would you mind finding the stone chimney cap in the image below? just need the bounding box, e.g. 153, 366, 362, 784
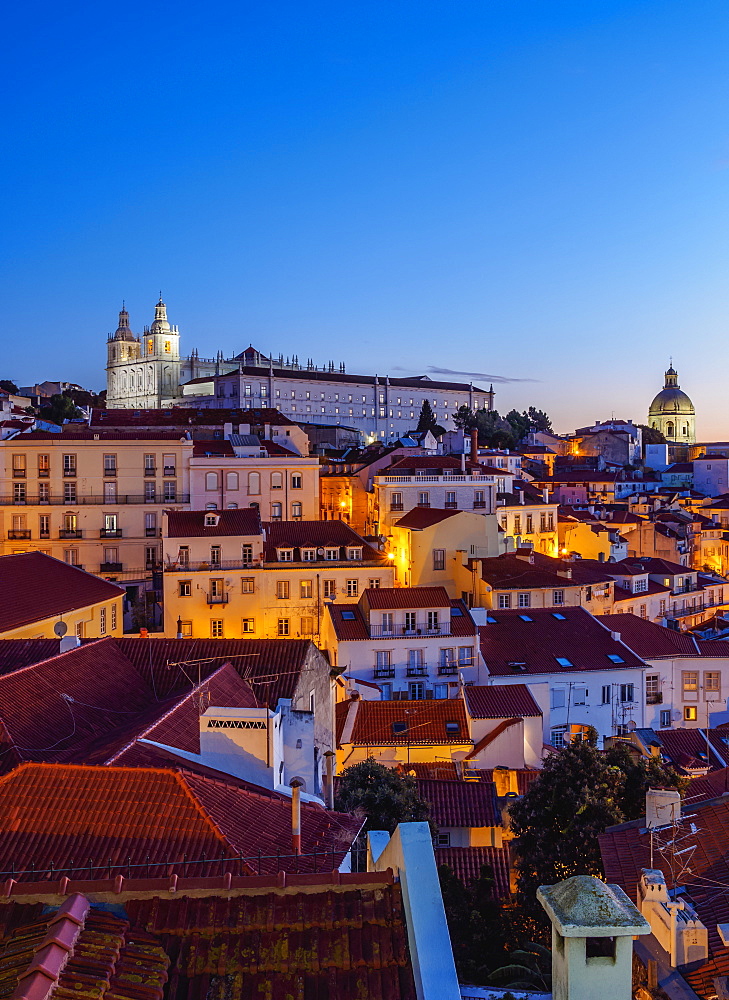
537, 875, 650, 937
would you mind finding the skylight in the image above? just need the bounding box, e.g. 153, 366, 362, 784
392, 721, 407, 735
606, 653, 625, 664
552, 613, 566, 620
445, 721, 461, 735
555, 656, 574, 668
519, 615, 533, 622
341, 610, 356, 620
451, 606, 463, 616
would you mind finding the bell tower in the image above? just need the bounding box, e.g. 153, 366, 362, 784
106, 303, 140, 407
140, 296, 182, 405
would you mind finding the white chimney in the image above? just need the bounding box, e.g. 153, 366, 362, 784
60, 635, 81, 654
646, 788, 681, 829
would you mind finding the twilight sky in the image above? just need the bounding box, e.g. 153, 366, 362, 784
2, 0, 729, 437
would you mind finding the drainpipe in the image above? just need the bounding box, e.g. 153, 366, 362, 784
290, 779, 303, 854
324, 750, 336, 810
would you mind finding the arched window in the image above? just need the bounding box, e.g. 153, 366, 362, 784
226, 472, 239, 490
206, 502, 218, 510
206, 471, 219, 491
271, 472, 283, 490
227, 502, 238, 509
666, 421, 675, 438
248, 472, 260, 495
291, 502, 302, 519
249, 501, 260, 510
271, 502, 283, 520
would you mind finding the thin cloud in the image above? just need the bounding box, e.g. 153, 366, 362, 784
391, 365, 539, 384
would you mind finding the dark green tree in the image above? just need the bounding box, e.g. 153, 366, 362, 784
439, 863, 509, 985
453, 405, 476, 431
509, 729, 625, 931
639, 424, 667, 446
39, 393, 82, 426
417, 399, 438, 433
505, 409, 531, 443
527, 406, 552, 433
334, 758, 432, 833
604, 742, 687, 819
0, 380, 19, 394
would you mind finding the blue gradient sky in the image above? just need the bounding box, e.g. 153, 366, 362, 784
2, 1, 729, 436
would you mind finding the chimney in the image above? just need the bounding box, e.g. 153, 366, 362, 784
324, 750, 336, 810
460, 450, 466, 473
176, 616, 183, 639
610, 631, 621, 642
519, 489, 525, 505
542, 488, 549, 504
290, 779, 303, 854
470, 427, 478, 465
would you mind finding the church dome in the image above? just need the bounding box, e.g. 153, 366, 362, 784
648, 366, 695, 416
112, 305, 136, 342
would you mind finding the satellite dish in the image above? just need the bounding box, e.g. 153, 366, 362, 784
672, 710, 682, 721
627, 720, 637, 731
54, 621, 68, 638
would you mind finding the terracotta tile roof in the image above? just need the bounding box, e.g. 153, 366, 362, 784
0, 553, 124, 635
191, 438, 236, 456
476, 552, 613, 589
329, 598, 476, 640
0, 638, 59, 676
0, 763, 361, 878
435, 845, 511, 898
111, 636, 317, 707
91, 406, 297, 427
261, 438, 299, 457
263, 520, 386, 562
0, 894, 169, 1000
463, 684, 542, 719
479, 607, 646, 676
336, 699, 471, 747
166, 507, 262, 537
415, 778, 499, 828
600, 614, 700, 657
363, 586, 452, 609
685, 766, 729, 805
0, 875, 415, 1000
401, 762, 540, 793
611, 579, 670, 601
697, 639, 729, 657
395, 507, 464, 529
599, 797, 729, 999
652, 728, 729, 771
20, 429, 190, 441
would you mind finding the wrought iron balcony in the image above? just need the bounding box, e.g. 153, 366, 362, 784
59, 529, 82, 539
406, 665, 428, 677
369, 623, 448, 638
444, 501, 458, 508
103, 468, 117, 477
0, 494, 190, 506
206, 592, 229, 605
374, 667, 395, 679
390, 503, 404, 511
144, 467, 156, 476
7, 529, 30, 539
12, 469, 25, 478
100, 528, 123, 538
438, 665, 458, 676
100, 562, 123, 572
646, 692, 663, 705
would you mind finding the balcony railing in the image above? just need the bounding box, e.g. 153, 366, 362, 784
444, 501, 458, 508
206, 592, 230, 605
438, 665, 458, 676
406, 665, 428, 677
472, 500, 487, 509
12, 469, 25, 478
163, 467, 176, 476
374, 667, 395, 678
100, 528, 122, 538
100, 562, 123, 572
7, 529, 30, 539
390, 503, 404, 511
416, 501, 431, 508
103, 468, 117, 477
37, 469, 49, 478
144, 467, 156, 476
0, 494, 190, 506
646, 692, 663, 705
145, 527, 159, 537
59, 529, 82, 538
369, 623, 449, 638
166, 558, 260, 572
63, 469, 77, 477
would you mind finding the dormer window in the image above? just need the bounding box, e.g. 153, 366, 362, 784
277, 548, 294, 562
634, 578, 648, 593
301, 548, 316, 562
346, 547, 363, 561
204, 514, 219, 527
324, 547, 339, 561
445, 721, 460, 735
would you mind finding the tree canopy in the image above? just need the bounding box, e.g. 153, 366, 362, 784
453, 405, 552, 449
509, 729, 685, 931
334, 758, 431, 834
38, 393, 83, 426
0, 380, 19, 394
416, 399, 445, 437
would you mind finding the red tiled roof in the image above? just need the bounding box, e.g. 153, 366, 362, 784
166, 507, 262, 537
463, 684, 542, 718
401, 762, 540, 793
192, 438, 236, 456
435, 845, 511, 898
0, 895, 169, 1000
112, 636, 317, 707
600, 614, 700, 657
329, 598, 476, 641
698, 639, 729, 657
685, 766, 729, 805
599, 797, 729, 999
0, 553, 123, 635
476, 552, 613, 589
395, 507, 464, 529
415, 778, 499, 827
19, 429, 191, 441
0, 876, 416, 1000
0, 763, 362, 878
336, 699, 471, 746
261, 438, 299, 457
363, 586, 452, 609
0, 638, 59, 676
383, 456, 488, 474
652, 728, 729, 771
91, 406, 297, 427
263, 520, 386, 563
479, 607, 646, 676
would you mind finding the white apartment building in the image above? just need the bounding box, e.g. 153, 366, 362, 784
322, 586, 484, 700
373, 456, 499, 533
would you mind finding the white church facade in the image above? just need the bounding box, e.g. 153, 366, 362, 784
105, 300, 495, 442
